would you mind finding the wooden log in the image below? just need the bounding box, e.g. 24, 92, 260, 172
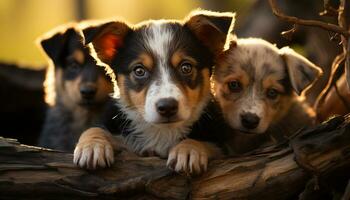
0, 115, 349, 199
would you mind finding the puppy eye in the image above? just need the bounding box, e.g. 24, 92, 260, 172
133, 64, 147, 78
228, 80, 242, 93
180, 62, 192, 75
266, 88, 279, 99
67, 61, 81, 72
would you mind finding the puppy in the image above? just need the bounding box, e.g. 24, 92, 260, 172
213, 38, 322, 153
73, 10, 235, 174
38, 25, 113, 151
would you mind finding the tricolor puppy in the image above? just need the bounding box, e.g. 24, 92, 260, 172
73, 11, 235, 174
213, 38, 322, 152
38, 25, 113, 151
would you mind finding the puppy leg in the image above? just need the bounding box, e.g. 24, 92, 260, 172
167, 139, 222, 175
73, 127, 117, 169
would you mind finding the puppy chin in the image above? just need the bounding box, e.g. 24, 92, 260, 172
144, 115, 184, 127
237, 128, 265, 134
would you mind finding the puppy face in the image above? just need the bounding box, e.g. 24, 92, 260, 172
82, 11, 234, 129
213, 38, 322, 134
113, 22, 212, 126
40, 27, 113, 109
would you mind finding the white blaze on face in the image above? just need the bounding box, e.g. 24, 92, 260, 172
143, 22, 189, 123
240, 88, 264, 118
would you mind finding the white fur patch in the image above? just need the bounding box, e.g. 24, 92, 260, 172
143, 22, 189, 123
144, 21, 173, 59
241, 89, 264, 118
144, 66, 189, 123
117, 93, 210, 158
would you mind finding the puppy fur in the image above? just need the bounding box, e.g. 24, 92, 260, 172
73, 10, 235, 174
213, 38, 322, 153
38, 25, 113, 151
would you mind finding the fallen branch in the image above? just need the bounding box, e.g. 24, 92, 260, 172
0, 115, 349, 199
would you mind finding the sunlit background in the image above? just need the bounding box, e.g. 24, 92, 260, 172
0, 0, 253, 66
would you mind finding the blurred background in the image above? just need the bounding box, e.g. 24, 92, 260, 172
0, 0, 253, 65
0, 0, 344, 145
0, 0, 339, 66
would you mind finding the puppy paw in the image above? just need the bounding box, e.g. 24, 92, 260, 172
73, 127, 114, 170
167, 139, 208, 176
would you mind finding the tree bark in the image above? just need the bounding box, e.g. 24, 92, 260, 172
0, 115, 349, 200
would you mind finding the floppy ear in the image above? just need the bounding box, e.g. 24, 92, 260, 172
82, 21, 132, 65
184, 10, 235, 55
39, 28, 75, 65
280, 47, 323, 95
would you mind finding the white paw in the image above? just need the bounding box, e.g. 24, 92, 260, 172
73, 127, 116, 169
167, 141, 208, 176
73, 138, 114, 170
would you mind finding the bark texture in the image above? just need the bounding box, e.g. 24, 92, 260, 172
0, 115, 349, 199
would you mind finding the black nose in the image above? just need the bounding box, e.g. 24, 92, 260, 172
80, 85, 97, 99
156, 98, 178, 118
241, 113, 260, 129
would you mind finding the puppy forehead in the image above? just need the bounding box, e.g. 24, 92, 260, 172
224, 41, 286, 80
144, 22, 174, 54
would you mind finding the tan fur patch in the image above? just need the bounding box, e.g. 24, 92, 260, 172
73, 50, 85, 64
171, 51, 197, 68
76, 127, 114, 148
62, 75, 82, 109
54, 68, 81, 109
262, 76, 285, 94
213, 65, 248, 102
95, 76, 113, 102
270, 94, 295, 123
117, 75, 146, 113
184, 69, 210, 115
129, 53, 154, 71
116, 75, 127, 102
129, 89, 147, 113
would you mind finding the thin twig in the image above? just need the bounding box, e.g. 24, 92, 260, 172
346, 39, 350, 88
268, 0, 350, 37
338, 0, 350, 89
342, 179, 350, 200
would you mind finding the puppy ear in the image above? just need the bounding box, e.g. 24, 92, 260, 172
185, 10, 235, 55
82, 21, 132, 65
39, 28, 76, 65
280, 47, 323, 95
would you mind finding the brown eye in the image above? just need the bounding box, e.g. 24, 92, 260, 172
228, 80, 242, 93
133, 64, 147, 78
180, 62, 192, 75
266, 88, 279, 99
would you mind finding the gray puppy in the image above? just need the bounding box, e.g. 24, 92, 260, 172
213, 37, 322, 153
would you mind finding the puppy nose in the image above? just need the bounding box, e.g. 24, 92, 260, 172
80, 85, 97, 99
156, 98, 178, 118
241, 113, 260, 129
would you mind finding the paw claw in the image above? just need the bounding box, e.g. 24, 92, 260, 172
168, 139, 209, 176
